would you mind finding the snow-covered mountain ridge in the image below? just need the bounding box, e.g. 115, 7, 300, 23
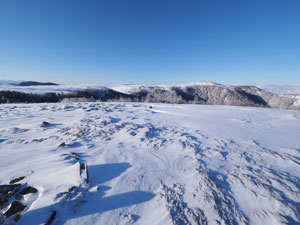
0, 82, 299, 110
1, 81, 299, 95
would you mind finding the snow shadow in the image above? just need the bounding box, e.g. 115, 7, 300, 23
18, 190, 155, 224
41, 123, 62, 128
110, 118, 121, 123
71, 190, 155, 218
67, 142, 83, 148
18, 163, 155, 224
89, 162, 131, 185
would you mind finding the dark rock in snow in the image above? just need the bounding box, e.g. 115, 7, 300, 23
9, 176, 25, 184
68, 186, 76, 192
41, 121, 50, 127
70, 152, 81, 160
130, 131, 137, 136
4, 201, 26, 217
0, 184, 21, 205
58, 142, 66, 147
45, 210, 56, 225
19, 186, 38, 195
85, 161, 89, 184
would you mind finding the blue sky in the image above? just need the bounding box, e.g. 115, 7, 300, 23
0, 0, 299, 85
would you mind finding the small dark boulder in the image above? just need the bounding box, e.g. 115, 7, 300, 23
9, 176, 25, 184
4, 201, 26, 217
70, 152, 80, 159
129, 131, 137, 136
41, 121, 50, 127
58, 142, 66, 147
19, 186, 38, 195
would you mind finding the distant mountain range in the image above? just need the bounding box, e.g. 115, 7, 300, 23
0, 81, 299, 110
1, 80, 300, 94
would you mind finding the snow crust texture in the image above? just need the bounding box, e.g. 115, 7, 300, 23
0, 102, 300, 225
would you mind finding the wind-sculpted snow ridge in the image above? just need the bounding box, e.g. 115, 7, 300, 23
0, 102, 300, 225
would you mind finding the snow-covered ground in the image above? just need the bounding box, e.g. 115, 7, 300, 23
0, 102, 300, 225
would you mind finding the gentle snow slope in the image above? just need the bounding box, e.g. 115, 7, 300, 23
0, 103, 300, 225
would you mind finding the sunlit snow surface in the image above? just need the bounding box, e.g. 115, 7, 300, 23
0, 102, 300, 225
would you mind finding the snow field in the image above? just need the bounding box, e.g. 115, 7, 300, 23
0, 102, 299, 225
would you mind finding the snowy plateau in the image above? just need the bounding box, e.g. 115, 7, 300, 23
0, 85, 300, 225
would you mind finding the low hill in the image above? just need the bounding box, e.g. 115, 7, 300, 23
17, 81, 58, 86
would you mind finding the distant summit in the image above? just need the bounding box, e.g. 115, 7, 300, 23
17, 81, 58, 86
